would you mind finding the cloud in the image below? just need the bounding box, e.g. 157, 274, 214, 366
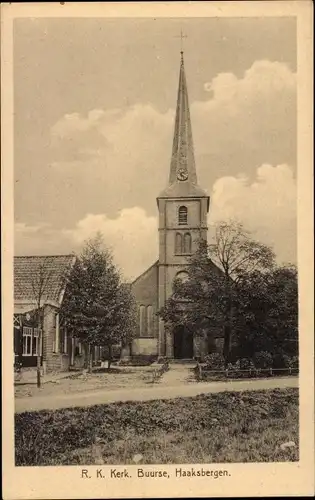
15, 208, 158, 281
15, 59, 297, 275
210, 163, 297, 264
44, 60, 296, 221
47, 104, 174, 218
193, 60, 296, 177
64, 207, 158, 279
15, 164, 296, 279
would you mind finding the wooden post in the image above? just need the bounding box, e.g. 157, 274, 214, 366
36, 309, 42, 388
18, 315, 23, 370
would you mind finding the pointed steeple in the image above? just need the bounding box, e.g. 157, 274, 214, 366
158, 51, 208, 202
169, 51, 197, 185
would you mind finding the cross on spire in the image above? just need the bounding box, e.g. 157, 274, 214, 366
175, 30, 188, 54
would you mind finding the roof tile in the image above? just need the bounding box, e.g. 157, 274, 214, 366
14, 255, 75, 303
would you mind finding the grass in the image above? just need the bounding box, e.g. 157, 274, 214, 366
15, 388, 298, 466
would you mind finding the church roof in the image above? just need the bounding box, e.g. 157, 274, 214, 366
158, 51, 209, 202
158, 180, 208, 199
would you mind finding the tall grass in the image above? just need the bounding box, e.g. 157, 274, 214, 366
15, 388, 298, 466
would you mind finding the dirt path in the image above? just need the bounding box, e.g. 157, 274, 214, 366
15, 376, 298, 414
158, 363, 195, 386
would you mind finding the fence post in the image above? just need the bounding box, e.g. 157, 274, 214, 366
225, 369, 228, 378
289, 366, 292, 375
269, 367, 273, 376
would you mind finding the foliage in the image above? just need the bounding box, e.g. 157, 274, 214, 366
204, 353, 225, 370
15, 388, 299, 465
209, 220, 275, 280
253, 351, 274, 369
237, 358, 256, 370
288, 356, 299, 369
159, 220, 297, 365
272, 352, 291, 369
60, 234, 136, 368
232, 265, 298, 361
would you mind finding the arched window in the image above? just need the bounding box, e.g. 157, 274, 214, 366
147, 305, 153, 336
175, 233, 183, 255
139, 305, 146, 337
178, 206, 188, 225
184, 232, 192, 254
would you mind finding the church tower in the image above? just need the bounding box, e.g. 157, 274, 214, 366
157, 51, 210, 358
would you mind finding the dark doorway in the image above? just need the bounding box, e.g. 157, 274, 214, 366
173, 326, 194, 359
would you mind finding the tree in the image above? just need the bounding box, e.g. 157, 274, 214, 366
208, 220, 275, 360
232, 264, 298, 361
159, 220, 276, 364
60, 234, 136, 371
30, 257, 56, 388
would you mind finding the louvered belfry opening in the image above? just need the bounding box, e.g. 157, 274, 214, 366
178, 206, 188, 225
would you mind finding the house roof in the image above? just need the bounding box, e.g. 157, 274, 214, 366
14, 255, 75, 305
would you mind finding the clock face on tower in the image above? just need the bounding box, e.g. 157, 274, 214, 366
177, 167, 188, 181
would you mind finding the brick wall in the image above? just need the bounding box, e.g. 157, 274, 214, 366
131, 262, 159, 338
132, 338, 158, 356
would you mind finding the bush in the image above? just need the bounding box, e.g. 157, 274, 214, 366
273, 352, 291, 369
204, 352, 225, 370
288, 356, 299, 369
254, 351, 273, 369
238, 358, 255, 371
157, 356, 168, 365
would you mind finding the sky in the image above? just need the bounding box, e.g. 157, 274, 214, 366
14, 17, 297, 280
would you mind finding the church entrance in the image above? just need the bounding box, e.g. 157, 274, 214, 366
173, 326, 194, 359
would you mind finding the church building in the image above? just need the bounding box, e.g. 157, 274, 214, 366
128, 51, 212, 361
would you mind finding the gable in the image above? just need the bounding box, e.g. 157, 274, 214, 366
14, 255, 75, 305
131, 261, 159, 305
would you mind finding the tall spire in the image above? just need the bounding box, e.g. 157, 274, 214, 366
169, 51, 197, 185
158, 50, 209, 203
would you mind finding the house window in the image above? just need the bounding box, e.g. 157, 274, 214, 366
53, 313, 60, 353
14, 314, 21, 329
175, 233, 183, 254
139, 305, 146, 337
77, 340, 83, 355
59, 326, 68, 354
63, 328, 68, 354
147, 305, 153, 336
22, 327, 33, 356
33, 328, 42, 356
184, 232, 192, 254
178, 206, 188, 225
